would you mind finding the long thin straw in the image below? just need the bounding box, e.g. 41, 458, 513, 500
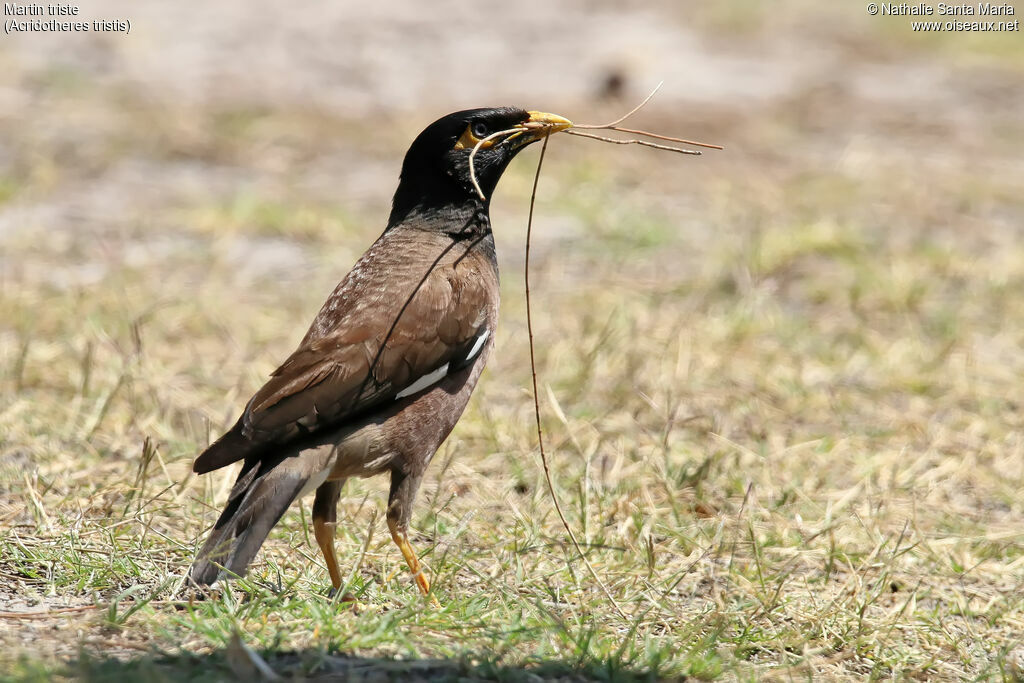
571, 81, 724, 152
469, 126, 528, 200
573, 81, 665, 129
524, 132, 629, 622
564, 130, 703, 155
608, 127, 724, 150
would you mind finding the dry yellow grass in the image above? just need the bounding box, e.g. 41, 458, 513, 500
2, 2, 1023, 680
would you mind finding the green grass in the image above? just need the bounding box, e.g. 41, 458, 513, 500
2, 5, 1024, 681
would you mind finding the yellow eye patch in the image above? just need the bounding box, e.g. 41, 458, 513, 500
453, 124, 494, 151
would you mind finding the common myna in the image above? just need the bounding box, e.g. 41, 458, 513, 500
188, 108, 573, 600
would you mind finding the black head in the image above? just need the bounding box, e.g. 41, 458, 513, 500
389, 107, 572, 226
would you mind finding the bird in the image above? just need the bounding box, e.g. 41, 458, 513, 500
188, 107, 573, 602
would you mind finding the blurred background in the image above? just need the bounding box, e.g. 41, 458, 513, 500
3, 0, 1022, 297
1, 0, 1022, 677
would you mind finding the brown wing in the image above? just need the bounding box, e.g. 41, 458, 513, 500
191, 228, 497, 475
239, 253, 490, 444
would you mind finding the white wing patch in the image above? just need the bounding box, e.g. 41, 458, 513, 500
465, 329, 490, 362
395, 362, 450, 399
393, 329, 490, 401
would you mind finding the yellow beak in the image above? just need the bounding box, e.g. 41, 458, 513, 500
524, 111, 574, 133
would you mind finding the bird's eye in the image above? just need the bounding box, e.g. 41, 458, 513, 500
471, 121, 489, 139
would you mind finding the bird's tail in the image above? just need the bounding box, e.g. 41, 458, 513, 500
188, 455, 307, 587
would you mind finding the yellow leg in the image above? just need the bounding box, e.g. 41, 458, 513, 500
312, 480, 344, 593
388, 516, 440, 607
313, 518, 342, 591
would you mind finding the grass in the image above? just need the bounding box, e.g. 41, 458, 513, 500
2, 6, 1024, 681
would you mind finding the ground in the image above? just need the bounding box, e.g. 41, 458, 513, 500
1, 1, 1023, 680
